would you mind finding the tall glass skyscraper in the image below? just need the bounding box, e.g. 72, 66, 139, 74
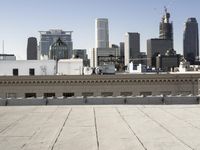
95, 18, 109, 48
39, 29, 73, 59
183, 18, 199, 64
27, 37, 37, 60
124, 32, 140, 65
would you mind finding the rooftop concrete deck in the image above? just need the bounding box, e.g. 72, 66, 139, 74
1, 105, 200, 150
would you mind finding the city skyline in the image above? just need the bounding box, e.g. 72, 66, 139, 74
0, 0, 200, 59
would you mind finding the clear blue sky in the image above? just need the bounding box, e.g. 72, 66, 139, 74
0, 0, 200, 59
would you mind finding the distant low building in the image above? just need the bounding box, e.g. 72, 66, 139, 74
73, 49, 90, 66
0, 60, 56, 76
156, 49, 180, 72
57, 59, 83, 75
0, 59, 83, 76
136, 52, 147, 66
92, 48, 120, 67
0, 54, 16, 61
147, 38, 173, 67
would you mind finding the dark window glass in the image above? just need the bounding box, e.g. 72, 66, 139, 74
44, 93, 55, 98
101, 92, 113, 97
25, 93, 36, 98
63, 93, 74, 97
29, 68, 35, 76
13, 69, 18, 76
82, 92, 94, 97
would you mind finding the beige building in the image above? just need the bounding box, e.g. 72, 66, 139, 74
0, 73, 199, 98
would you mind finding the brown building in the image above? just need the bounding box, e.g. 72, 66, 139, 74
0, 74, 199, 98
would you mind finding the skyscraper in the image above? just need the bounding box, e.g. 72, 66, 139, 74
95, 18, 109, 48
183, 18, 199, 64
39, 29, 73, 59
147, 39, 173, 67
159, 7, 173, 46
124, 32, 140, 65
27, 37, 37, 60
120, 42, 125, 58
49, 38, 68, 60
146, 7, 174, 67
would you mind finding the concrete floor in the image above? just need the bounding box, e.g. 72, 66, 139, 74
1, 105, 200, 150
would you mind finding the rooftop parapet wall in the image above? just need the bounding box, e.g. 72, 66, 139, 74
0, 95, 199, 106
0, 74, 199, 98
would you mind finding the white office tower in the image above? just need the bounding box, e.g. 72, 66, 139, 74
95, 18, 109, 48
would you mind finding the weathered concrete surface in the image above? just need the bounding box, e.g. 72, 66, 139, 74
1, 105, 200, 150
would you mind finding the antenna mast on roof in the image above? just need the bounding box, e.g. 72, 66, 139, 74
2, 40, 4, 54
164, 6, 167, 13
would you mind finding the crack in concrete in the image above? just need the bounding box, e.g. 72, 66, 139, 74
116, 107, 147, 150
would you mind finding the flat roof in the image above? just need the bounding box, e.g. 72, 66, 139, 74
1, 105, 200, 149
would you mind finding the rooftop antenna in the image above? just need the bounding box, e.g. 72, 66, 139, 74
2, 40, 4, 54
164, 6, 167, 13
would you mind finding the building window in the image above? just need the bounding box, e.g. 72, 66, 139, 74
120, 92, 132, 96
44, 93, 55, 98
160, 91, 171, 96
63, 93, 74, 97
29, 68, 35, 76
82, 92, 94, 97
140, 92, 152, 97
101, 92, 113, 97
25, 93, 36, 98
6, 93, 17, 98
13, 69, 18, 76
178, 91, 191, 96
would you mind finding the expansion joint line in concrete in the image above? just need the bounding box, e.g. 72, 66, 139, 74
21, 108, 60, 149
160, 108, 200, 131
50, 108, 72, 150
115, 107, 147, 150
0, 107, 37, 134
137, 107, 195, 150
93, 108, 100, 150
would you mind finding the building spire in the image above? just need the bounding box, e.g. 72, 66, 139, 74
164, 6, 167, 14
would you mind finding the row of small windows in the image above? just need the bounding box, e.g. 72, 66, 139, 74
22, 92, 114, 98
9, 92, 125, 98
7, 90, 193, 99
13, 68, 35, 76
25, 92, 75, 98
0, 79, 197, 85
